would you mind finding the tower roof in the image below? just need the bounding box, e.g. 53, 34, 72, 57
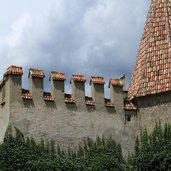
129, 0, 171, 99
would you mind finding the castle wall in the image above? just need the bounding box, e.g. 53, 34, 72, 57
0, 77, 10, 143
0, 66, 138, 156
136, 91, 171, 132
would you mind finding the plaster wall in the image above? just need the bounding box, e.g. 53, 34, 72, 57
0, 74, 138, 156
0, 77, 10, 143
137, 92, 171, 132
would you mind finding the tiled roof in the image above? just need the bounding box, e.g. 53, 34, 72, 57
85, 96, 95, 106
29, 68, 45, 78
4, 65, 23, 77
72, 74, 86, 82
109, 79, 124, 87
44, 92, 54, 101
109, 75, 125, 87
50, 71, 65, 81
129, 0, 171, 98
90, 76, 105, 85
105, 98, 114, 108
21, 89, 32, 100
124, 100, 137, 110
64, 94, 75, 104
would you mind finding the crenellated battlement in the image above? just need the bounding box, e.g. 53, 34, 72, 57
0, 65, 130, 111
0, 65, 137, 154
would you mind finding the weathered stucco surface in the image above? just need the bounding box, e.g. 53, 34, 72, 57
136, 92, 171, 132
0, 73, 137, 156
0, 77, 10, 143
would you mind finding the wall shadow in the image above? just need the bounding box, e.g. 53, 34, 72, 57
106, 107, 116, 114
44, 101, 57, 108
86, 105, 96, 112
23, 100, 35, 108
65, 103, 78, 112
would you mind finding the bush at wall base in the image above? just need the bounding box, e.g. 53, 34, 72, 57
1, 122, 171, 171
0, 126, 126, 171
128, 122, 171, 171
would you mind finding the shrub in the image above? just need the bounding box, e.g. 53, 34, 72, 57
128, 122, 171, 171
0, 126, 126, 171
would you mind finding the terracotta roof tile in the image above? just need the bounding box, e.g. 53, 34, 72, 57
4, 65, 23, 77
124, 100, 137, 110
72, 74, 86, 82
109, 75, 125, 87
29, 68, 45, 78
105, 98, 114, 108
90, 76, 105, 85
85, 96, 95, 106
64, 94, 75, 104
109, 79, 124, 87
50, 71, 65, 81
44, 92, 54, 101
129, 0, 171, 98
21, 89, 32, 100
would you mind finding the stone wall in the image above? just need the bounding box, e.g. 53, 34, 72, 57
0, 66, 138, 156
0, 77, 10, 143
136, 92, 171, 132
4, 65, 170, 155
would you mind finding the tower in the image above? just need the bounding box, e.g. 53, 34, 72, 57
129, 0, 171, 99
129, 0, 171, 131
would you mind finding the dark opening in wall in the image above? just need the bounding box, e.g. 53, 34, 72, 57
126, 114, 131, 122
125, 110, 132, 123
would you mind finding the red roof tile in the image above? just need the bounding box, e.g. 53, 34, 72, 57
124, 100, 137, 110
90, 76, 105, 85
109, 79, 124, 87
29, 68, 45, 78
72, 74, 86, 82
50, 71, 65, 81
85, 96, 95, 106
44, 92, 54, 101
109, 75, 125, 87
4, 65, 23, 77
22, 89, 32, 100
64, 94, 75, 104
129, 0, 171, 98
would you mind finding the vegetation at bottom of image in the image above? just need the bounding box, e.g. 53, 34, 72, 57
128, 122, 171, 171
0, 126, 126, 171
1, 122, 171, 170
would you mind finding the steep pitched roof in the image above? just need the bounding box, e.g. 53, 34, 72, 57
129, 0, 171, 99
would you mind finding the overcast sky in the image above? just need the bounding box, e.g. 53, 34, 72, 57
0, 0, 150, 97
